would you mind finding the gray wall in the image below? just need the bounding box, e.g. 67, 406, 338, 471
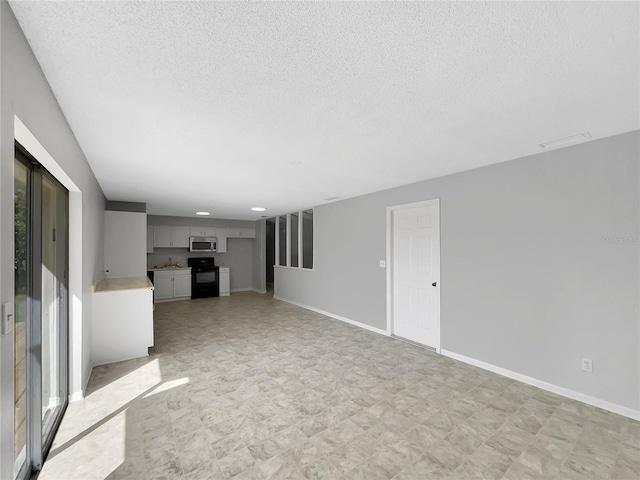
147, 215, 257, 291
275, 131, 640, 413
1, 4, 106, 478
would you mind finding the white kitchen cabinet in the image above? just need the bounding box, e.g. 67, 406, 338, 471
189, 227, 217, 237
173, 227, 190, 247
153, 269, 191, 301
147, 225, 154, 253
153, 272, 174, 300
154, 226, 191, 248
219, 267, 230, 296
226, 227, 256, 238
153, 226, 173, 248
217, 230, 227, 253
173, 271, 192, 297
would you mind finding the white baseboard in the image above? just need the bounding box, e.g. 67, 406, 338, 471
69, 391, 84, 402
154, 297, 190, 303
252, 288, 267, 294
69, 362, 94, 402
441, 349, 640, 421
274, 296, 390, 337
231, 287, 253, 293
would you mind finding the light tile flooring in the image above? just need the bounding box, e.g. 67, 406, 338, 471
40, 292, 639, 480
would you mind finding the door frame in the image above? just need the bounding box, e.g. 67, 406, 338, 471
14, 144, 70, 478
386, 198, 441, 353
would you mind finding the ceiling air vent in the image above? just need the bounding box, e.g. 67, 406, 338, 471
324, 197, 341, 202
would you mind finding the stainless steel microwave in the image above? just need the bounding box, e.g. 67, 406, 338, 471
189, 236, 217, 252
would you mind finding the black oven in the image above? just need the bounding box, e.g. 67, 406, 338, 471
188, 257, 219, 299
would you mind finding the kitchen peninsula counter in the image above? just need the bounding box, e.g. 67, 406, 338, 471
94, 275, 153, 293
93, 275, 154, 366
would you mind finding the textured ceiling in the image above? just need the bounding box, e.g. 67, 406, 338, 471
8, 1, 640, 220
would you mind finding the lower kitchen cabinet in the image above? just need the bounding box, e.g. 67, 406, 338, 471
154, 269, 191, 301
219, 267, 230, 296
173, 272, 192, 297
154, 274, 173, 300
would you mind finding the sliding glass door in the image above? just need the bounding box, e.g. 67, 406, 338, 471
40, 173, 68, 449
14, 143, 68, 480
14, 156, 29, 479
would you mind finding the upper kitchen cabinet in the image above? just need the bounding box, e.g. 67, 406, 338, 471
153, 226, 190, 248
189, 227, 217, 237
217, 229, 227, 253
226, 227, 256, 238
174, 227, 190, 247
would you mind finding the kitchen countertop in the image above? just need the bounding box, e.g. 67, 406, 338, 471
94, 276, 154, 293
147, 266, 192, 271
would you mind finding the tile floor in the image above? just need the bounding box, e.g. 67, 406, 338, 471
40, 292, 639, 479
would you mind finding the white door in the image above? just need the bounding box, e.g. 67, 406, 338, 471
391, 200, 440, 349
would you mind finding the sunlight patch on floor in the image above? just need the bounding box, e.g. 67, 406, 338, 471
143, 376, 190, 398
39, 359, 188, 479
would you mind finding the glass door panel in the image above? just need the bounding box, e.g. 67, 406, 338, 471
14, 159, 29, 479
40, 174, 67, 446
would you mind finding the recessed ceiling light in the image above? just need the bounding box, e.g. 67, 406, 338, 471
195, 211, 210, 216
540, 132, 592, 149
251, 207, 267, 212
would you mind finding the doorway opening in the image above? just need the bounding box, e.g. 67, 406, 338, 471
265, 218, 275, 296
386, 199, 441, 352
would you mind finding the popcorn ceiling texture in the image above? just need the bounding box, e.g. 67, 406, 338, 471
8, 1, 639, 219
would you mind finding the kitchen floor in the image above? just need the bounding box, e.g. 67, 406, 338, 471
40, 293, 638, 480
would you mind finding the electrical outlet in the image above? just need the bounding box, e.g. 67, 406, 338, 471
379, 260, 386, 268
581, 358, 593, 373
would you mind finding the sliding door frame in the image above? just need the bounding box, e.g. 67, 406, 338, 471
14, 143, 69, 478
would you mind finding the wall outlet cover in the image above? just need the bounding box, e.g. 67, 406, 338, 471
581, 358, 593, 373
379, 260, 386, 268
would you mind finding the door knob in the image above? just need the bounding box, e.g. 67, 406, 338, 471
432, 282, 437, 287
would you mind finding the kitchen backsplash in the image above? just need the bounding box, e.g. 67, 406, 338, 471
147, 249, 230, 268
